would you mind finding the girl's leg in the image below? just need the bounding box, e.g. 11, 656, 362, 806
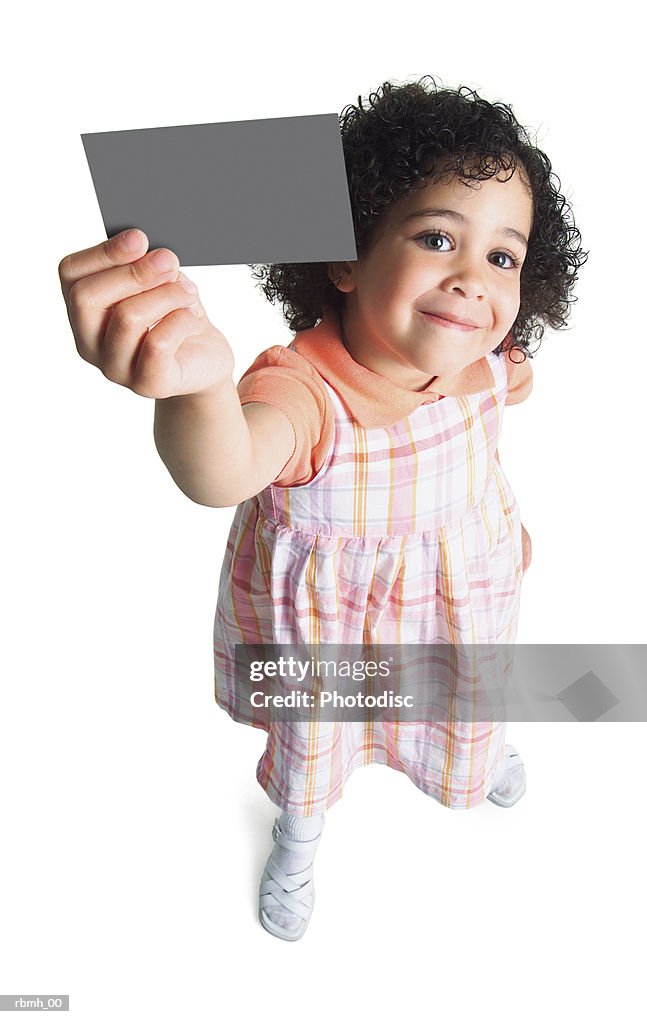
258, 811, 325, 941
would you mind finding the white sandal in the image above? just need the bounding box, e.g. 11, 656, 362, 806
487, 744, 526, 807
258, 818, 324, 942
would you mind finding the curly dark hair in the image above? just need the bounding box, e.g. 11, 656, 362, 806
250, 76, 587, 359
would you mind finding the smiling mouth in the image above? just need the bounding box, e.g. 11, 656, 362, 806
420, 312, 481, 332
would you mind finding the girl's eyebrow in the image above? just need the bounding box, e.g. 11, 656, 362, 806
401, 207, 529, 250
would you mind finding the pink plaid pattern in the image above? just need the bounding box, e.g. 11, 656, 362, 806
213, 348, 524, 811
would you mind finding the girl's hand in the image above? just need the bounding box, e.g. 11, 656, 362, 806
58, 229, 235, 399
521, 523, 532, 575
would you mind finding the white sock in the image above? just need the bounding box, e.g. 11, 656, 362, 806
491, 745, 525, 802
262, 811, 324, 932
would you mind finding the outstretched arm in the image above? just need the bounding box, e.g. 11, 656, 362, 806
59, 229, 295, 508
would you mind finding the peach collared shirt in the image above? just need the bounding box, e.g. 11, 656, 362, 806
238, 308, 533, 486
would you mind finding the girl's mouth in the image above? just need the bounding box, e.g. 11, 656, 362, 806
420, 312, 480, 332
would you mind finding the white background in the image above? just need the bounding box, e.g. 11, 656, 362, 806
2, 2, 645, 1021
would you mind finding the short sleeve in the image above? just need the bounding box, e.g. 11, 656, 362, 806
504, 349, 533, 405
237, 345, 334, 487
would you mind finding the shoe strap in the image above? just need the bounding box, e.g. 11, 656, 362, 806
260, 860, 314, 921
263, 858, 313, 896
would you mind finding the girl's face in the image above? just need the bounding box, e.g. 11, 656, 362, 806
330, 166, 533, 389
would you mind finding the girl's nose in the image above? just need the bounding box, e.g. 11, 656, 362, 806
441, 258, 488, 300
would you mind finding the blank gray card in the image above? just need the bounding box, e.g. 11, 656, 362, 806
81, 113, 357, 267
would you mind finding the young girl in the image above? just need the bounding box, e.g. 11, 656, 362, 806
59, 77, 585, 943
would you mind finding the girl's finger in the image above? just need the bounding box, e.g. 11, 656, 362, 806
99, 278, 202, 384
65, 245, 181, 366
131, 308, 206, 399
58, 229, 149, 304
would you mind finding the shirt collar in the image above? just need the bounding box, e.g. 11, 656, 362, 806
292, 307, 496, 429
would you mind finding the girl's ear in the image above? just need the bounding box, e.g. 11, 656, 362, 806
327, 261, 358, 293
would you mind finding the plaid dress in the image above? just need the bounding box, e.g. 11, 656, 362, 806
213, 346, 524, 812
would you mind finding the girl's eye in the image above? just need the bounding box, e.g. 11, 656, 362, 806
417, 231, 521, 270
490, 251, 520, 270
418, 231, 453, 252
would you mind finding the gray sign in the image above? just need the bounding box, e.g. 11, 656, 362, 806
81, 113, 357, 267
